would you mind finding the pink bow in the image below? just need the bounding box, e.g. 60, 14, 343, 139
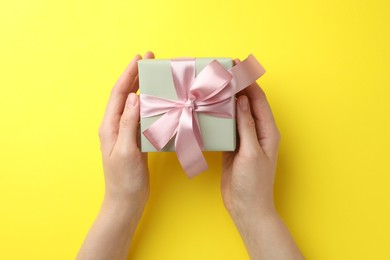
140, 54, 265, 178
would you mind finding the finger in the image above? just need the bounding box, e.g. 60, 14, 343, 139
131, 51, 155, 92
143, 51, 155, 60
103, 54, 142, 124
244, 83, 280, 161
113, 93, 140, 156
234, 58, 280, 161
99, 52, 155, 155
99, 54, 142, 151
236, 95, 264, 157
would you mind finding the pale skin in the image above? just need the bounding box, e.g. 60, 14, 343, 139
76, 52, 304, 260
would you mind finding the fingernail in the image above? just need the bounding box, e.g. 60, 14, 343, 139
134, 54, 142, 61
144, 51, 153, 58
239, 96, 249, 111
126, 94, 138, 108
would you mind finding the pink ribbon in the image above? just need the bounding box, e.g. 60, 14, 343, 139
140, 54, 265, 178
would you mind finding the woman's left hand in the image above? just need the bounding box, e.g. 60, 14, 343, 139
98, 52, 154, 211
77, 52, 155, 260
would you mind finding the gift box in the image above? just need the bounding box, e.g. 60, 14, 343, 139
138, 55, 265, 177
138, 58, 235, 152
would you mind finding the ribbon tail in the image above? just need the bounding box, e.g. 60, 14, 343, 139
229, 54, 266, 93
192, 112, 204, 150
143, 108, 182, 151
175, 108, 208, 178
203, 54, 266, 103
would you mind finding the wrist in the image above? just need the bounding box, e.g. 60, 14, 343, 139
230, 204, 278, 234
101, 193, 148, 222
104, 183, 149, 208
227, 196, 275, 223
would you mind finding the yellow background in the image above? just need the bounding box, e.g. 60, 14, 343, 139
0, 0, 389, 259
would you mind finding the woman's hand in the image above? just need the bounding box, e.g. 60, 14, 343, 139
99, 52, 154, 211
77, 52, 154, 260
222, 59, 303, 259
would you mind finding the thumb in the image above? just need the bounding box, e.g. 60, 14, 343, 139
114, 93, 140, 155
236, 95, 263, 155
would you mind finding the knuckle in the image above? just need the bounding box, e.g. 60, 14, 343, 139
241, 147, 261, 161
98, 125, 106, 140
99, 143, 109, 157
113, 145, 139, 159
119, 115, 132, 128
98, 125, 116, 141
114, 148, 130, 159
111, 83, 121, 95
246, 118, 256, 129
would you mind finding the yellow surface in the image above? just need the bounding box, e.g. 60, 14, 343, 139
0, 0, 389, 259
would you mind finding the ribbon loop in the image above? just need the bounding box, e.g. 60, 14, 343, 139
140, 54, 265, 178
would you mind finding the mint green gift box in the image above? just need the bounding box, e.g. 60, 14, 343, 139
138, 58, 236, 152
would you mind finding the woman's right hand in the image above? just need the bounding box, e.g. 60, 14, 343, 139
221, 59, 304, 260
